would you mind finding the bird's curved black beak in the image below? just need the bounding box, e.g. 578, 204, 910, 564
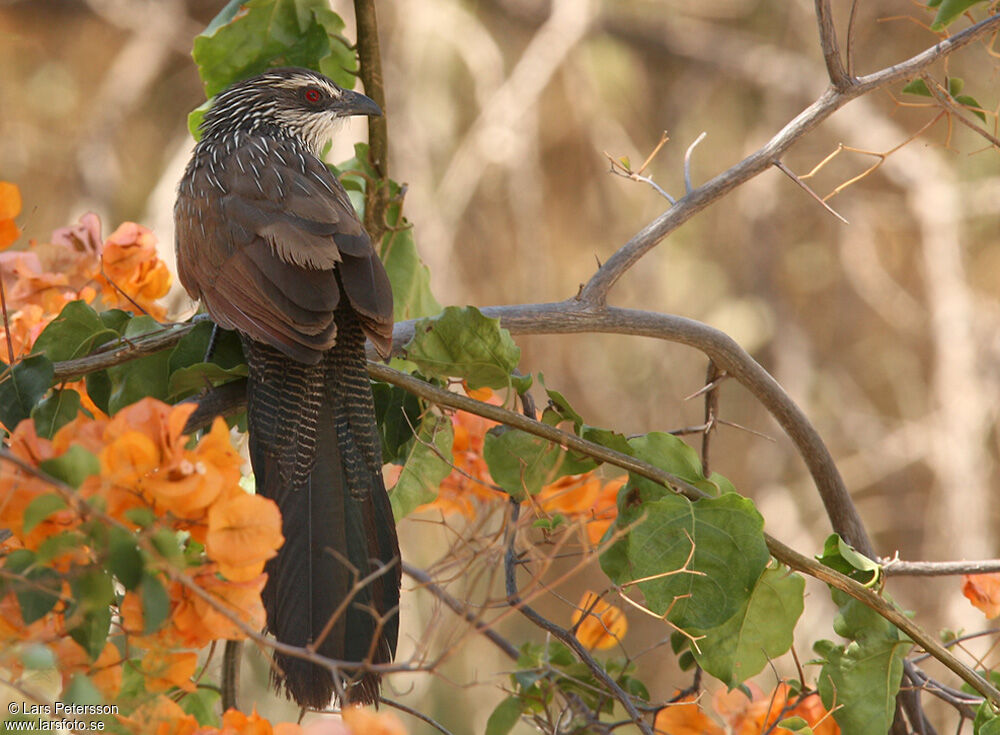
337, 88, 382, 117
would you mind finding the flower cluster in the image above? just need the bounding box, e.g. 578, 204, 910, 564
417, 387, 622, 545
0, 398, 282, 718
655, 683, 840, 734
0, 184, 171, 362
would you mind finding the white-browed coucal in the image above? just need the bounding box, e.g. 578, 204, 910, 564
174, 67, 399, 708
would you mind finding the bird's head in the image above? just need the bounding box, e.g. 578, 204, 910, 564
199, 67, 382, 155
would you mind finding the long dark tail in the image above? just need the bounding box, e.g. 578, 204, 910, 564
242, 306, 400, 708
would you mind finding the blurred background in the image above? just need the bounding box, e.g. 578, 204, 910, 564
2, 0, 1000, 731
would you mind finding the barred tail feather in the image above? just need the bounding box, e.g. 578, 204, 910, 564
242, 307, 400, 708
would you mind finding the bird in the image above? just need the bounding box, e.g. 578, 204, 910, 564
173, 67, 399, 708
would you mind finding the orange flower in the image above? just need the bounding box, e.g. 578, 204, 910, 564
0, 302, 47, 360
584, 477, 622, 546
417, 401, 504, 518
0, 181, 22, 249
140, 650, 198, 692
963, 573, 1000, 618
0, 420, 85, 549
97, 222, 171, 319
571, 591, 627, 650
341, 706, 407, 735
715, 683, 839, 735
654, 693, 725, 735
0, 591, 63, 653
53, 639, 123, 699
206, 492, 283, 581
124, 695, 199, 735
221, 707, 303, 735
536, 474, 601, 515
531, 474, 622, 546
99, 402, 241, 524
171, 572, 267, 647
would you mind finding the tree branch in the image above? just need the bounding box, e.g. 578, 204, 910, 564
814, 0, 850, 89
576, 12, 1000, 306
353, 0, 391, 243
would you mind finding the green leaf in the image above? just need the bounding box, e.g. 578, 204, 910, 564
140, 572, 170, 635
168, 362, 248, 401
382, 218, 442, 322
0, 354, 54, 432
691, 564, 805, 686
150, 528, 185, 565
108, 528, 144, 591
902, 77, 987, 121
777, 717, 813, 734
404, 306, 524, 390
540, 376, 586, 430
5, 551, 61, 624
124, 507, 157, 528
974, 700, 1000, 735
335, 144, 441, 321
106, 317, 172, 413
31, 389, 83, 439
902, 79, 931, 97
37, 531, 86, 564
38, 445, 100, 489
31, 300, 119, 365
930, 0, 989, 29
581, 426, 634, 456
955, 94, 987, 122
192, 0, 357, 100
600, 492, 769, 631
19, 643, 56, 670
100, 309, 132, 334
85, 370, 112, 415
628, 431, 729, 496
68, 605, 112, 662
62, 673, 103, 705
188, 99, 213, 139
169, 321, 245, 373
22, 493, 68, 534
390, 413, 454, 519
372, 381, 423, 463
181, 688, 222, 727
814, 590, 912, 735
483, 426, 595, 498
817, 534, 881, 587
485, 697, 524, 735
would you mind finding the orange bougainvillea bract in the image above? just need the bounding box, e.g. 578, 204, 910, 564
713, 683, 840, 735
0, 181, 22, 249
414, 386, 623, 543
571, 591, 628, 650
0, 209, 171, 363
654, 693, 725, 735
962, 573, 1000, 618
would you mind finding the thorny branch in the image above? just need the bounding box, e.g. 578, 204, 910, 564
576, 11, 1000, 306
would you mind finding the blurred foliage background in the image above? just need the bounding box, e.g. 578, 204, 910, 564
2, 0, 1000, 731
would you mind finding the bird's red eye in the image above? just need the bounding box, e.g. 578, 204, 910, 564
304, 87, 322, 103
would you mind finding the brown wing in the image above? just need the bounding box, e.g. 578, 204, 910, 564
175, 136, 394, 363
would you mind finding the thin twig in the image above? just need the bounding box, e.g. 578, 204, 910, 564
402, 562, 520, 660
504, 500, 655, 735
684, 132, 707, 194
701, 360, 721, 475
923, 75, 1000, 150
353, 0, 391, 242
882, 558, 1000, 576
814, 0, 850, 88
380, 697, 457, 735
773, 160, 850, 223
